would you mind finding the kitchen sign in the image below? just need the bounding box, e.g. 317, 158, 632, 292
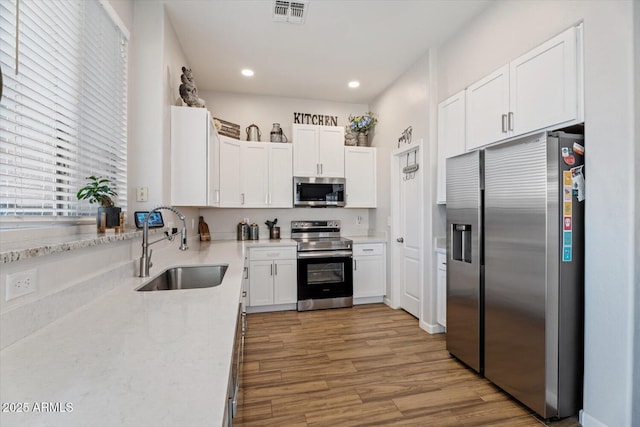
293, 112, 338, 126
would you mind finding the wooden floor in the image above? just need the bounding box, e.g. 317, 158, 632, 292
235, 304, 581, 427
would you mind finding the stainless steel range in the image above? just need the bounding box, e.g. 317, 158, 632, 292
292, 220, 353, 311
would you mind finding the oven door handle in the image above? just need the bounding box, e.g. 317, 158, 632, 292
297, 250, 353, 259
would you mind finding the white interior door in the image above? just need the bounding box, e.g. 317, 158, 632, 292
394, 147, 422, 318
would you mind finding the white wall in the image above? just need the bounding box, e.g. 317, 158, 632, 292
200, 91, 368, 141
200, 208, 370, 241
369, 53, 440, 329
197, 91, 373, 236
633, 1, 639, 421
128, 1, 199, 234
106, 0, 133, 33
434, 1, 636, 425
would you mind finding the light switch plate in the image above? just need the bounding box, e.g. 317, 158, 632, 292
136, 187, 148, 202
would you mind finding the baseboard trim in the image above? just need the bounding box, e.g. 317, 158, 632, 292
579, 410, 609, 427
246, 303, 297, 313
420, 319, 445, 335
383, 296, 399, 309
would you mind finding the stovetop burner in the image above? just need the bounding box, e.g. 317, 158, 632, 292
291, 220, 352, 251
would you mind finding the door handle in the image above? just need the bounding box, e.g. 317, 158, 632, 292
354, 259, 357, 271
274, 263, 278, 275
320, 164, 323, 175
501, 114, 508, 133
270, 264, 273, 276
396, 237, 404, 243
241, 193, 245, 205
508, 112, 514, 131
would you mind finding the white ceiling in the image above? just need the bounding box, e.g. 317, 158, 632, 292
164, 0, 493, 104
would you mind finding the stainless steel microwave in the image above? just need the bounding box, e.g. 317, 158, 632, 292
293, 177, 345, 207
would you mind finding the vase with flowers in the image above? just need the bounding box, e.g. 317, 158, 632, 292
348, 112, 378, 146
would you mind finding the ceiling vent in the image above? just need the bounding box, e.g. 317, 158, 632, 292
273, 0, 308, 24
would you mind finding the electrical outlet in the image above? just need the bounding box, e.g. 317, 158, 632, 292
136, 187, 148, 202
6, 269, 37, 301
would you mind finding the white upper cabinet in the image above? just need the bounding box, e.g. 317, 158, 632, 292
345, 146, 376, 208
218, 135, 242, 207
509, 25, 579, 135
466, 65, 510, 151
240, 141, 293, 208
268, 144, 293, 207
466, 25, 582, 150
170, 106, 217, 206
317, 127, 345, 177
241, 142, 269, 207
292, 124, 345, 178
437, 91, 466, 204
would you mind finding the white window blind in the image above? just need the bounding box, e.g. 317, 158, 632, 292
0, 0, 128, 218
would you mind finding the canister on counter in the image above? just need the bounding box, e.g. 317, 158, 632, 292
269, 226, 280, 240
237, 221, 249, 241
249, 223, 259, 240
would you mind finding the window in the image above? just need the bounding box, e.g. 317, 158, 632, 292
0, 0, 128, 219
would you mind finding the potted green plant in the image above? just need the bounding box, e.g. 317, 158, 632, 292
77, 176, 122, 228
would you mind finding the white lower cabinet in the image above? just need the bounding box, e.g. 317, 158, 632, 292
248, 247, 297, 308
353, 243, 386, 300
436, 251, 447, 328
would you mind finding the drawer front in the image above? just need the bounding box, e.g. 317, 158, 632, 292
250, 246, 297, 261
437, 252, 447, 271
353, 243, 384, 256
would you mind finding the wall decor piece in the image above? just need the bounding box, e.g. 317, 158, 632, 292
348, 112, 378, 147
398, 126, 412, 147
179, 66, 206, 108
293, 112, 339, 126
344, 126, 358, 146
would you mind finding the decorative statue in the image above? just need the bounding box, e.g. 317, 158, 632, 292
179, 66, 206, 108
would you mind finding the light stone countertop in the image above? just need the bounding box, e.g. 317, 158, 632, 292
347, 235, 388, 244
0, 229, 149, 264
0, 239, 297, 427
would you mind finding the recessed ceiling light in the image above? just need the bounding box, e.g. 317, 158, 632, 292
348, 80, 360, 89
241, 69, 254, 77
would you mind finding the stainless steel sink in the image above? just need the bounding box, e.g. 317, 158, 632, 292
136, 264, 228, 291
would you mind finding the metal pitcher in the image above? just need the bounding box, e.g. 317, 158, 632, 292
270, 123, 288, 143
246, 124, 261, 141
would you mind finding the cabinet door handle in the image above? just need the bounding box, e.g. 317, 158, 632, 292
320, 164, 323, 175
270, 264, 273, 276
508, 112, 514, 131
244, 267, 248, 279
396, 237, 404, 243
215, 189, 220, 203
274, 263, 278, 275
316, 164, 320, 175
501, 114, 508, 133
241, 193, 245, 205
354, 259, 357, 271
363, 248, 374, 252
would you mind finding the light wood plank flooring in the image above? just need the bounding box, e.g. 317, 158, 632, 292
235, 304, 581, 426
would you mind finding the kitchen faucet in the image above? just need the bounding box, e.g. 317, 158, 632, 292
139, 206, 188, 277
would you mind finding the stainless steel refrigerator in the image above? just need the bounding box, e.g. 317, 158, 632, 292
446, 131, 585, 419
